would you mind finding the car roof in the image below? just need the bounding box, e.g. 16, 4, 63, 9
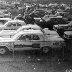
5, 20, 26, 25
16, 30, 43, 36
7, 20, 25, 23
64, 31, 72, 35
16, 24, 45, 34
0, 18, 12, 20
20, 30, 43, 34
13, 30, 43, 39
20, 24, 41, 29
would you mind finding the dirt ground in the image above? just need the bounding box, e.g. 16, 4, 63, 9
0, 51, 72, 72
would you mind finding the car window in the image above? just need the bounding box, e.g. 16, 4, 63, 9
18, 35, 31, 40
18, 35, 25, 40
7, 23, 12, 27
13, 23, 16, 26
25, 35, 31, 40
17, 23, 22, 26
30, 34, 40, 40
7, 23, 16, 27
18, 34, 40, 41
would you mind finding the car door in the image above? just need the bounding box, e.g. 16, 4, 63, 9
30, 34, 43, 49
14, 34, 33, 51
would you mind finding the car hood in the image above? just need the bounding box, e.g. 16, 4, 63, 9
43, 29, 58, 35
46, 35, 64, 41
0, 38, 14, 42
64, 31, 72, 35
0, 30, 15, 36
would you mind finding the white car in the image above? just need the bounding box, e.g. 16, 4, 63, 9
0, 20, 26, 30
0, 24, 58, 38
0, 29, 65, 54
0, 24, 43, 38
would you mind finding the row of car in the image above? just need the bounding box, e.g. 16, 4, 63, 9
36, 15, 69, 30
29, 8, 72, 40
0, 17, 66, 55
0, 2, 71, 55
53, 21, 72, 39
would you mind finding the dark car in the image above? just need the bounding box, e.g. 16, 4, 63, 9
29, 9, 48, 18
29, 9, 48, 22
64, 31, 72, 40
37, 16, 68, 30
53, 21, 72, 36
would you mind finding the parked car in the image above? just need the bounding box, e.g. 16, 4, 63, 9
29, 9, 48, 18
0, 20, 26, 30
53, 21, 72, 36
0, 24, 44, 38
29, 9, 48, 23
63, 31, 72, 39
37, 16, 68, 30
0, 29, 65, 54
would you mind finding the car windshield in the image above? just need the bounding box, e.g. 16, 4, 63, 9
0, 20, 8, 25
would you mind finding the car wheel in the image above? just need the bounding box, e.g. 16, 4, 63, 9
42, 46, 50, 53
0, 47, 7, 54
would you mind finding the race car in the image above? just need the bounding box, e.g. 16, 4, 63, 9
0, 20, 26, 30
0, 29, 65, 54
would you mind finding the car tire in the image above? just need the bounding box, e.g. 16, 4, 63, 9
42, 46, 50, 53
0, 47, 8, 55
